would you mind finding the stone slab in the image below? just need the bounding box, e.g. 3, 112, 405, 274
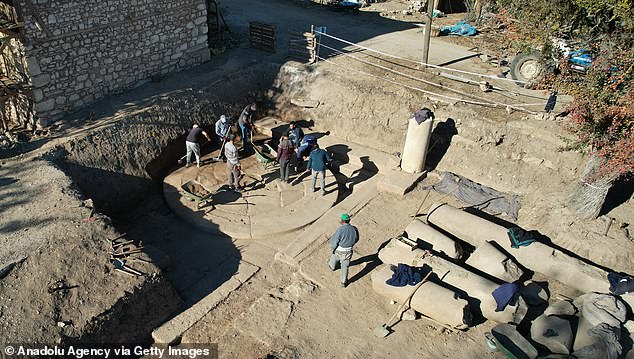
276, 175, 381, 266
152, 259, 259, 345
530, 314, 573, 354
377, 169, 427, 196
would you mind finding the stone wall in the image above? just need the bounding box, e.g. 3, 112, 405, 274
16, 0, 210, 124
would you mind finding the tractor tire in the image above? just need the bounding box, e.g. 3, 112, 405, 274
510, 53, 546, 88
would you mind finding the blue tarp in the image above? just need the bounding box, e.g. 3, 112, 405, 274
440, 21, 477, 36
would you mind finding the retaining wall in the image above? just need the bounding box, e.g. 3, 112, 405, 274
17, 0, 210, 123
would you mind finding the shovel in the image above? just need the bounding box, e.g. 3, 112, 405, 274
373, 270, 433, 338
290, 170, 309, 186
210, 124, 233, 163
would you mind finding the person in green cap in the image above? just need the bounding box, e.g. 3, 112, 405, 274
328, 213, 359, 288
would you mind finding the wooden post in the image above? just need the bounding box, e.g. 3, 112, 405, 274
474, 0, 484, 25
421, 0, 434, 68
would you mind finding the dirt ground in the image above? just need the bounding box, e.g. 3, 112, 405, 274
1, 0, 633, 357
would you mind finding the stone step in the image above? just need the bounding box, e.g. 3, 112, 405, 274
152, 258, 259, 344
275, 174, 382, 266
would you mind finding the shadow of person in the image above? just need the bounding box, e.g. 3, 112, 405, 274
343, 156, 378, 193
426, 118, 458, 171
326, 144, 350, 168
347, 253, 381, 285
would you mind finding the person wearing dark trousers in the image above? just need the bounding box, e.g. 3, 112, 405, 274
288, 121, 304, 148
224, 135, 243, 192
329, 213, 359, 288
276, 133, 294, 183
185, 124, 211, 168
238, 103, 256, 153
307, 143, 331, 196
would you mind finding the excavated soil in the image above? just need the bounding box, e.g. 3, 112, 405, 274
1, 0, 632, 356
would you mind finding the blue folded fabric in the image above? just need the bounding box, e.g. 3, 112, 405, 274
608, 272, 634, 295
492, 282, 519, 312
386, 263, 423, 287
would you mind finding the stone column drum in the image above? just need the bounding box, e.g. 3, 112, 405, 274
426, 202, 612, 294
404, 219, 462, 259
371, 265, 472, 329
401, 113, 434, 173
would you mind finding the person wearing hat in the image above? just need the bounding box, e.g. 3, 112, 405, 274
329, 213, 359, 288
238, 102, 257, 153
276, 132, 294, 183
185, 124, 211, 168
215, 115, 232, 143
224, 134, 243, 192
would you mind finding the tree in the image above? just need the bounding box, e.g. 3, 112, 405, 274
489, 0, 633, 218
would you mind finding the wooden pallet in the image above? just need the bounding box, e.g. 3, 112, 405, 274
249, 22, 276, 53
288, 31, 316, 62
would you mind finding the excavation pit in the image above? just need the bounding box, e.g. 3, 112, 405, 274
164, 144, 339, 240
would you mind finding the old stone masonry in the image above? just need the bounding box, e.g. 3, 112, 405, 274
17, 0, 210, 124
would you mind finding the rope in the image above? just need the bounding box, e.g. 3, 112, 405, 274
319, 43, 544, 112
315, 30, 527, 85
319, 43, 498, 106
317, 55, 502, 107
316, 48, 539, 114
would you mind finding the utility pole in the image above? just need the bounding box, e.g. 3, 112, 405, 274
421, 0, 435, 68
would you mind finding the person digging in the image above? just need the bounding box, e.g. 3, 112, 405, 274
329, 213, 359, 288
224, 134, 244, 193
185, 124, 211, 168
215, 115, 232, 160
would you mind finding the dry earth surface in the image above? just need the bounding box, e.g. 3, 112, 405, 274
1, 0, 632, 358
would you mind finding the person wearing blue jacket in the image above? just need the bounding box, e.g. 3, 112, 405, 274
288, 121, 304, 148
329, 213, 359, 288
306, 144, 331, 196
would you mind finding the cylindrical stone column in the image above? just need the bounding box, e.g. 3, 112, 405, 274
401, 111, 434, 173
426, 202, 612, 294
404, 219, 462, 259
378, 237, 527, 323
371, 265, 472, 329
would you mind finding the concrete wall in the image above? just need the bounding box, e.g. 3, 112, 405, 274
17, 0, 210, 124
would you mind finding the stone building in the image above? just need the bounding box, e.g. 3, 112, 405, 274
2, 0, 211, 127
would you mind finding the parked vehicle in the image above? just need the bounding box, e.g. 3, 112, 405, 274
510, 39, 593, 86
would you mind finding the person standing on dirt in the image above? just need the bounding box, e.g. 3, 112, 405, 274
224, 134, 243, 192
276, 133, 294, 183
329, 213, 359, 288
306, 143, 331, 196
238, 103, 257, 153
215, 115, 231, 143
185, 124, 211, 168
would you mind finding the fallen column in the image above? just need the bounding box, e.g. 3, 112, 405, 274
426, 202, 612, 294
378, 238, 527, 323
404, 219, 462, 259
465, 241, 523, 283
371, 264, 472, 329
